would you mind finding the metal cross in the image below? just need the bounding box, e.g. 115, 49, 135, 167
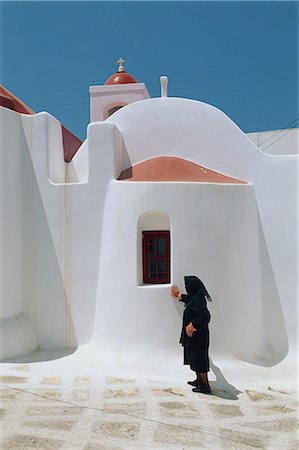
117, 57, 125, 72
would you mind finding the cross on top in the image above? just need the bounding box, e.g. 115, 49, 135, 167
117, 57, 125, 72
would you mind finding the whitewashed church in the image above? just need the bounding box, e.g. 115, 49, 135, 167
0, 59, 297, 371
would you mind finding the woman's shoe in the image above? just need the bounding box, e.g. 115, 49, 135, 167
187, 379, 202, 387
192, 385, 211, 394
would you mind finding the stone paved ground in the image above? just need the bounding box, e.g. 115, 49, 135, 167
0, 352, 298, 450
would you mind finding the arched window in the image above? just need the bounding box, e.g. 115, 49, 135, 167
142, 231, 170, 283
137, 211, 171, 285
107, 105, 124, 117
104, 103, 127, 120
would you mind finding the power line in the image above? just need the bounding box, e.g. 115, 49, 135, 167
29, 90, 296, 111
261, 121, 299, 150
17, 75, 298, 100
6, 61, 297, 88
22, 78, 297, 102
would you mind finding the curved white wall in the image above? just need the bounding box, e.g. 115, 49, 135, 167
92, 181, 288, 366
106, 99, 298, 356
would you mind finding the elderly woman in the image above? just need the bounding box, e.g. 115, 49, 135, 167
171, 276, 212, 394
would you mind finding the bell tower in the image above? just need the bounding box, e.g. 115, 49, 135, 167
89, 58, 150, 122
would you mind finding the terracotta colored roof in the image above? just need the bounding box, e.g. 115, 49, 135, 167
0, 85, 34, 114
0, 84, 82, 162
105, 71, 138, 85
61, 126, 83, 163
118, 156, 247, 184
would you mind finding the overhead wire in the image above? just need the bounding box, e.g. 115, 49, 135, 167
8, 67, 298, 96
18, 75, 298, 101
260, 120, 299, 150
6, 61, 297, 88
26, 89, 296, 110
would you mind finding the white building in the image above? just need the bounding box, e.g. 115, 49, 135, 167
0, 61, 297, 373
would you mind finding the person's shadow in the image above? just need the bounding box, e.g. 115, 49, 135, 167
210, 360, 242, 400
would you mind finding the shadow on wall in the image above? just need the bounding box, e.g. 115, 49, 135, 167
20, 124, 78, 357
208, 192, 288, 368
252, 213, 288, 366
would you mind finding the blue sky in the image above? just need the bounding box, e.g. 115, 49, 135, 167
1, 1, 298, 139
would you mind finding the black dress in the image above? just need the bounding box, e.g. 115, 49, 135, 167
179, 276, 211, 373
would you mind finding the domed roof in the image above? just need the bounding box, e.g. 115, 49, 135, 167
118, 156, 247, 183
105, 57, 138, 85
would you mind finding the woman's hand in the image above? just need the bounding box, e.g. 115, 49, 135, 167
186, 322, 197, 337
170, 285, 181, 299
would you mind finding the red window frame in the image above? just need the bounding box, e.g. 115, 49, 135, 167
142, 231, 170, 284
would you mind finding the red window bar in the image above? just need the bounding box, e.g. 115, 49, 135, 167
142, 231, 170, 284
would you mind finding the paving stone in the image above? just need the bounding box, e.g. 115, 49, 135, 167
154, 423, 204, 447
72, 389, 90, 401
40, 377, 62, 385
159, 400, 198, 418
92, 421, 140, 439
84, 443, 122, 450
0, 390, 21, 400
0, 375, 28, 383
36, 389, 61, 400
74, 376, 92, 385
105, 377, 135, 384
0, 407, 6, 417
14, 365, 31, 372
257, 404, 295, 415
24, 419, 76, 430
2, 433, 64, 449
27, 405, 84, 415
210, 404, 243, 417
220, 428, 269, 449
152, 387, 185, 397
243, 417, 298, 432
102, 401, 145, 415
245, 389, 275, 401
285, 439, 299, 450
103, 388, 139, 398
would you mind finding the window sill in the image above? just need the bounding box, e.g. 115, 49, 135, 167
137, 283, 172, 288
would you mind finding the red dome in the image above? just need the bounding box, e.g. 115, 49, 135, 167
105, 58, 138, 85
105, 71, 138, 85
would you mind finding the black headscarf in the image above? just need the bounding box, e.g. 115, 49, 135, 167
184, 275, 212, 313
185, 276, 211, 299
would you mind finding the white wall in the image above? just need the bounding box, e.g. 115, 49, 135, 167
92, 181, 288, 366
106, 98, 297, 357
0, 109, 38, 358
1, 94, 297, 367
246, 128, 298, 155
